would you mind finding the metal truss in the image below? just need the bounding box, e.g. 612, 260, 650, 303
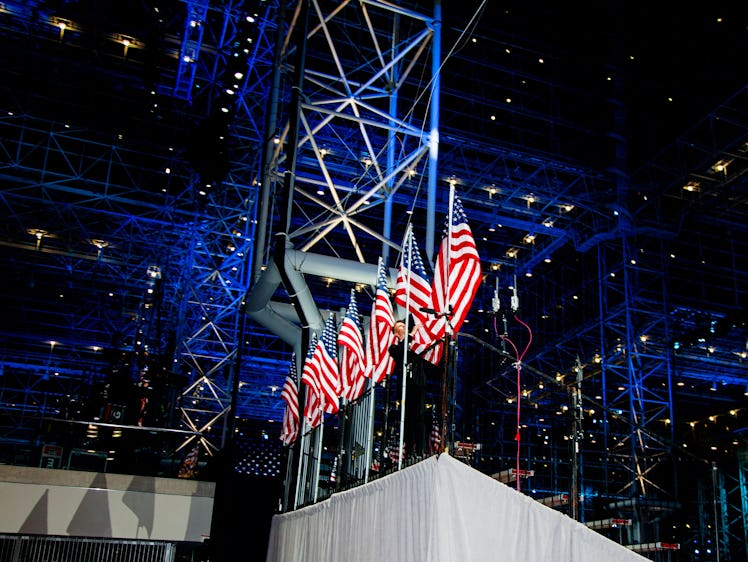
149, 0, 282, 452
174, 0, 210, 101
596, 235, 678, 548
248, 0, 444, 506
2, 0, 748, 554
257, 0, 442, 268
0, 0, 279, 458
714, 459, 748, 562
453, 89, 748, 553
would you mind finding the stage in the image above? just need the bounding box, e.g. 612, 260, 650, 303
266, 453, 647, 561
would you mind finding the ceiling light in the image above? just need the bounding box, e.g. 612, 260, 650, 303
711, 158, 732, 174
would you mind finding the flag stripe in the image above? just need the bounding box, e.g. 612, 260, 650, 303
395, 228, 432, 325
301, 333, 323, 428
365, 258, 396, 383
338, 289, 367, 402
429, 408, 441, 454
280, 353, 299, 445
316, 314, 341, 414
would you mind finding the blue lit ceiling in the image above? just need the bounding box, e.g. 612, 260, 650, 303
1, 0, 747, 464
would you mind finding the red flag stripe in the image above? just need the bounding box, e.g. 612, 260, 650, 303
280, 354, 299, 445
365, 259, 396, 383
395, 229, 432, 325
338, 291, 367, 402
314, 314, 341, 414
301, 333, 324, 428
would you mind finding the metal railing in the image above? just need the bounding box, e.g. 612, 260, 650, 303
0, 534, 182, 562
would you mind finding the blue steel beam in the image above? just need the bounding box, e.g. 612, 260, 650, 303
174, 0, 210, 101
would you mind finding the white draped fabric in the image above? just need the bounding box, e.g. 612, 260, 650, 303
265, 454, 647, 562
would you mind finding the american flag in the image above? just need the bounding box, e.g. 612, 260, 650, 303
300, 332, 323, 428
280, 353, 299, 446
395, 226, 432, 325
412, 195, 481, 364
433, 195, 482, 335
429, 407, 442, 454
315, 313, 341, 414
365, 258, 396, 383
411, 320, 444, 366
177, 443, 200, 479
329, 455, 338, 483
386, 433, 405, 463
338, 289, 367, 401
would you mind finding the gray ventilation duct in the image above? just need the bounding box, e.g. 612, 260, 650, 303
246, 244, 399, 342
244, 259, 302, 353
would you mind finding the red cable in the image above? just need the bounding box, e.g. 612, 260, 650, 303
501, 315, 533, 491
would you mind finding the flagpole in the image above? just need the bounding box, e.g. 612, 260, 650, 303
283, 351, 301, 512
295, 420, 309, 508
382, 376, 391, 468
312, 417, 324, 503
293, 331, 312, 510
363, 376, 376, 483
397, 225, 415, 469
282, 445, 294, 510
361, 292, 380, 482
369, 257, 393, 475
440, 183, 456, 453
335, 399, 347, 492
